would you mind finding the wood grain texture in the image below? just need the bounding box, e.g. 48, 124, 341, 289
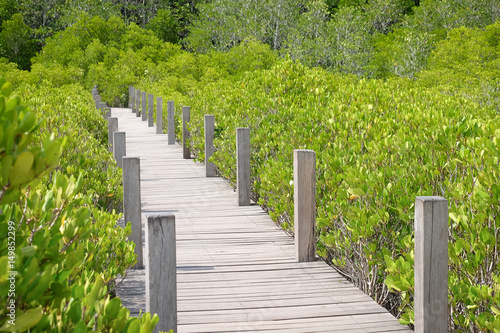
415, 196, 448, 333
130, 86, 135, 113
293, 149, 316, 262
148, 94, 154, 127
108, 117, 118, 152
204, 115, 215, 177
112, 108, 412, 333
146, 214, 177, 333
127, 86, 133, 108
182, 106, 191, 159
236, 127, 250, 206
156, 97, 163, 134
113, 131, 126, 168
136, 90, 141, 118
168, 100, 175, 144
122, 156, 143, 269
142, 91, 147, 121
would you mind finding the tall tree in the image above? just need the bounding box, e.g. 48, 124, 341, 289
186, 0, 301, 52
0, 14, 38, 70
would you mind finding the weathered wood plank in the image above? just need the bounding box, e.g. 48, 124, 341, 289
108, 117, 118, 152
112, 131, 126, 167
148, 93, 154, 127
204, 115, 216, 177
146, 214, 177, 333
294, 149, 316, 262
167, 100, 175, 144
415, 196, 448, 333
156, 97, 162, 134
182, 106, 190, 158
236, 127, 251, 206
122, 156, 143, 268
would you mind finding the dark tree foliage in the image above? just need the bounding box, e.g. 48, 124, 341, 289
0, 14, 38, 70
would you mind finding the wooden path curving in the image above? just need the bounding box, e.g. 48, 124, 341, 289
112, 107, 413, 333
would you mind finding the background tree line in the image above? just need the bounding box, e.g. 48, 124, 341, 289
1, 0, 498, 78
0, 0, 197, 70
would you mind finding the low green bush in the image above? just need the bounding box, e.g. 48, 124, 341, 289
0, 78, 158, 331
14, 82, 123, 212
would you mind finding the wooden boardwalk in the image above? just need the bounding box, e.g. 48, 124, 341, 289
112, 107, 412, 333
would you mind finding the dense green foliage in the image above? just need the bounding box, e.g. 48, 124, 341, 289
0, 14, 37, 71
143, 57, 499, 333
0, 0, 197, 70
0, 74, 159, 331
0, 16, 164, 328
137, 25, 499, 333
0, 1, 499, 331
186, 0, 499, 79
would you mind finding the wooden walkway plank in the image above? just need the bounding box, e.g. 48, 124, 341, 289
112, 107, 412, 332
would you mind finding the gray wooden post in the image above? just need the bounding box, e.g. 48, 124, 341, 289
205, 115, 215, 177
108, 117, 118, 152
146, 214, 177, 333
123, 157, 143, 269
113, 132, 126, 168
128, 86, 132, 108
130, 86, 135, 112
168, 101, 175, 144
415, 196, 448, 333
182, 106, 190, 159
236, 127, 250, 206
95, 96, 101, 109
156, 97, 163, 134
142, 91, 147, 121
148, 94, 154, 127
293, 149, 316, 262
136, 90, 141, 118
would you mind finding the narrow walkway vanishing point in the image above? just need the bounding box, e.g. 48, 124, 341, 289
112, 106, 413, 333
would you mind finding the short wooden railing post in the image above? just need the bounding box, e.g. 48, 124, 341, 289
293, 149, 316, 262
113, 132, 126, 168
182, 106, 190, 159
142, 91, 147, 121
130, 86, 135, 113
95, 95, 101, 109
167, 101, 175, 144
122, 157, 143, 269
146, 214, 177, 333
108, 117, 118, 152
205, 115, 215, 177
156, 97, 163, 134
236, 127, 250, 206
415, 196, 448, 333
148, 94, 154, 127
128, 86, 132, 108
136, 90, 141, 118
